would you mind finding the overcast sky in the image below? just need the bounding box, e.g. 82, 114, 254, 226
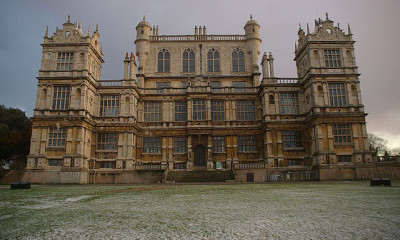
0, 0, 399, 148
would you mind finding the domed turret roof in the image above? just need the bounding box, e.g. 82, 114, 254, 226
244, 15, 260, 28
136, 16, 151, 29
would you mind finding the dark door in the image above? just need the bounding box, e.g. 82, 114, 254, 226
194, 145, 206, 166
247, 173, 254, 182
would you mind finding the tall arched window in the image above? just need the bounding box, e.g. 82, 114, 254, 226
158, 49, 170, 72
207, 48, 220, 72
232, 48, 244, 72
183, 48, 195, 72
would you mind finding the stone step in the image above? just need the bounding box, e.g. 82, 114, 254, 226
166, 170, 235, 182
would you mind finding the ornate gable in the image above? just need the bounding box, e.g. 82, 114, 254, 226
297, 14, 353, 51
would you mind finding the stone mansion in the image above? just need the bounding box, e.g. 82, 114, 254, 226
24, 14, 375, 183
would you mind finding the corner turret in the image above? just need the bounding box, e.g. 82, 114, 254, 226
244, 15, 262, 72
134, 16, 152, 77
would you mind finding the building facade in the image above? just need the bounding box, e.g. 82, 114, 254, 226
24, 15, 374, 184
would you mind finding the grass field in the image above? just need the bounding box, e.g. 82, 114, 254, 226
1, 181, 399, 239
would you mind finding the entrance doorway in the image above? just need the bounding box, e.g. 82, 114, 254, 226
194, 145, 206, 166
247, 173, 254, 182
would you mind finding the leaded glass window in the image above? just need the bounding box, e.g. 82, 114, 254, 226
211, 81, 222, 93
333, 124, 351, 144
156, 82, 170, 93
237, 100, 255, 121
57, 52, 74, 70
175, 101, 187, 121
328, 83, 347, 107
174, 137, 187, 153
280, 92, 300, 114
212, 136, 225, 153
238, 136, 257, 152
158, 49, 170, 72
232, 48, 245, 72
211, 100, 224, 121
183, 48, 195, 72
233, 81, 246, 92
52, 86, 70, 110
100, 95, 119, 117
144, 102, 162, 122
282, 131, 303, 148
97, 133, 118, 150
142, 137, 162, 154
193, 100, 206, 120
338, 155, 352, 162
48, 128, 66, 147
324, 49, 342, 68
207, 48, 220, 72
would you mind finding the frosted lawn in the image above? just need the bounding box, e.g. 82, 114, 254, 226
1, 182, 399, 239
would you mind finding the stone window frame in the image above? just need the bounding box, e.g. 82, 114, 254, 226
233, 81, 246, 92
52, 86, 70, 110
232, 48, 245, 72
142, 137, 162, 154
282, 131, 303, 149
323, 49, 342, 68
333, 124, 352, 145
48, 159, 63, 167
212, 136, 226, 153
175, 101, 187, 121
144, 101, 162, 122
279, 92, 300, 114
328, 83, 347, 107
211, 81, 222, 93
56, 52, 74, 71
288, 159, 303, 166
238, 136, 257, 153
48, 127, 67, 148
97, 132, 118, 151
157, 48, 170, 73
156, 82, 171, 94
211, 100, 224, 121
182, 48, 195, 73
100, 161, 114, 168
192, 99, 206, 121
174, 137, 187, 153
338, 155, 352, 163
207, 48, 220, 72
237, 100, 255, 121
99, 95, 120, 117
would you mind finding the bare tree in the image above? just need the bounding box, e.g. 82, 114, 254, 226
368, 133, 389, 157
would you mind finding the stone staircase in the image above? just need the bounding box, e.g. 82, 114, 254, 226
165, 170, 235, 183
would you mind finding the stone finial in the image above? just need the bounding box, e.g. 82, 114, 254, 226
87, 25, 91, 37
250, 14, 253, 20
298, 22, 302, 30
195, 25, 198, 35
203, 26, 206, 35
79, 22, 82, 29
348, 23, 352, 35
96, 24, 98, 32
125, 52, 129, 59
100, 44, 103, 54
68, 15, 71, 23
156, 25, 159, 36
326, 12, 329, 20
44, 26, 48, 38
307, 23, 310, 34
143, 16, 146, 21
